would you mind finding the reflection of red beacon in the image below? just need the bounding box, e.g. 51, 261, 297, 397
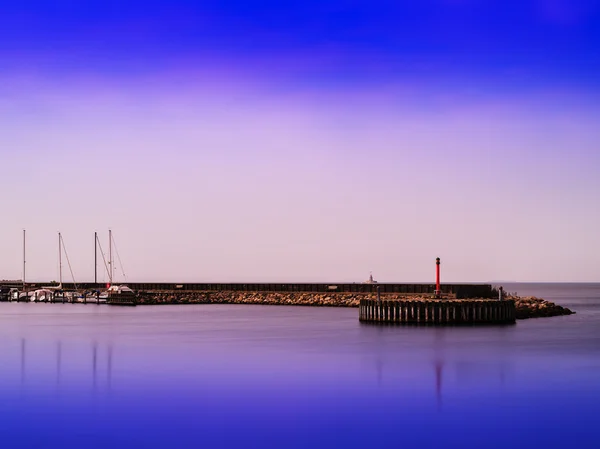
435, 258, 441, 298
435, 361, 443, 408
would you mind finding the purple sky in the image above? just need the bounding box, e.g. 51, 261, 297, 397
1, 1, 599, 283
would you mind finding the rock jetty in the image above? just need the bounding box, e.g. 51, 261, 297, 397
135, 291, 574, 319
136, 291, 364, 307
510, 295, 575, 319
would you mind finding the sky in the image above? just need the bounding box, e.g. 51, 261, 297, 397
1, 1, 599, 283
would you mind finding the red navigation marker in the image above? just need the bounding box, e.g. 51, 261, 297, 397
435, 258, 441, 298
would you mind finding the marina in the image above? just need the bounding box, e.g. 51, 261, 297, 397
0, 240, 533, 320
0, 229, 136, 306
2, 230, 496, 309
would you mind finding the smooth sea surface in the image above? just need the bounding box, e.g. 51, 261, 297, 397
0, 283, 599, 449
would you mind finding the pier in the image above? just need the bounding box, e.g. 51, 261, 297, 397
1, 282, 496, 298
359, 299, 516, 325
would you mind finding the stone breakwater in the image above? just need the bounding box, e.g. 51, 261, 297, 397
137, 291, 365, 307
509, 296, 575, 319
136, 291, 574, 319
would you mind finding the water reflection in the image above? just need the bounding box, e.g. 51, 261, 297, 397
1, 297, 598, 449
93, 342, 97, 391
20, 338, 25, 385
56, 341, 61, 386
375, 358, 383, 387
368, 353, 512, 411
11, 332, 516, 407
435, 360, 443, 409
12, 338, 114, 393
107, 344, 112, 390
365, 324, 514, 411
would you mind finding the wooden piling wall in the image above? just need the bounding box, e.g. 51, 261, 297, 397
359, 299, 515, 325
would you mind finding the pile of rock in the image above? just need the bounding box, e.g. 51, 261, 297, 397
136, 291, 368, 307
134, 291, 575, 320
136, 291, 438, 307
510, 296, 575, 319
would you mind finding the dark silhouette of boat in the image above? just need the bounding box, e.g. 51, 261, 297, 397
106, 285, 137, 306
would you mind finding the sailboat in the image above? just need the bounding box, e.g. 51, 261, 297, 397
99, 230, 136, 306
41, 233, 81, 302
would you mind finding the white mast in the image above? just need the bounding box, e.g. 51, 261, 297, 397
58, 232, 63, 287
23, 229, 26, 289
108, 229, 113, 285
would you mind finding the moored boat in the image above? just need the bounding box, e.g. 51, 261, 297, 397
29, 288, 55, 302
106, 285, 137, 306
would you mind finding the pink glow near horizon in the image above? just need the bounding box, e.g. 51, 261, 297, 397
1, 74, 599, 283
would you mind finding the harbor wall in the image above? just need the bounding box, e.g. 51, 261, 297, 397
0, 289, 572, 321
359, 299, 516, 325
4, 282, 495, 299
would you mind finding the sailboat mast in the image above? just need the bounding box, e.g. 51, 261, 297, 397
94, 232, 97, 285
59, 232, 63, 286
23, 229, 26, 289
108, 229, 113, 285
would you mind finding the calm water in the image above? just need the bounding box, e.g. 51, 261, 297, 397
1, 283, 599, 449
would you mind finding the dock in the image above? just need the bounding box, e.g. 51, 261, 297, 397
3, 282, 496, 298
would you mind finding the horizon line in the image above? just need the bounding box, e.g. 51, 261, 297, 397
3, 279, 599, 285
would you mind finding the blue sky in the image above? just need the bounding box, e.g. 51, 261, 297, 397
2, 1, 599, 84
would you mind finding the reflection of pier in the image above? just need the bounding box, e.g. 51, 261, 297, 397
93, 343, 97, 389
56, 341, 61, 385
107, 345, 113, 389
435, 360, 443, 408
375, 358, 383, 387
18, 338, 114, 391
21, 339, 25, 384
432, 361, 509, 408
371, 356, 511, 409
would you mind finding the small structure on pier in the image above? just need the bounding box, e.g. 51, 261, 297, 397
363, 272, 378, 284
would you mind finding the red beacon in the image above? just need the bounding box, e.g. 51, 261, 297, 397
435, 258, 441, 298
